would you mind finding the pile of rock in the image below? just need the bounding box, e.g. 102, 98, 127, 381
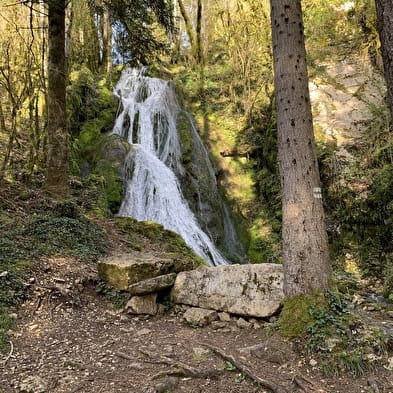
98, 253, 284, 322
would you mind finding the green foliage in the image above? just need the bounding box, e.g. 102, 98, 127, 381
96, 280, 131, 309
321, 349, 366, 377
86, 163, 123, 215
68, 67, 126, 216
247, 233, 280, 264
225, 361, 237, 371
306, 291, 349, 351
22, 215, 106, 262
281, 290, 392, 376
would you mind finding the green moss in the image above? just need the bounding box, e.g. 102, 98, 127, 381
115, 217, 205, 267
280, 293, 326, 338
92, 161, 123, 213
177, 111, 193, 163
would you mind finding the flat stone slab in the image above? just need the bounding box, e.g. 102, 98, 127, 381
128, 273, 177, 295
171, 264, 284, 318
98, 253, 191, 290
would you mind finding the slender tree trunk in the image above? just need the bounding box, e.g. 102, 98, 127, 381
1, 109, 17, 179
102, 9, 112, 73
375, 0, 393, 121
270, 0, 331, 297
65, 0, 73, 70
46, 0, 68, 197
196, 0, 203, 65
177, 0, 197, 63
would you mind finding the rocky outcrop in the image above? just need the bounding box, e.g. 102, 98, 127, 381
98, 252, 195, 291
171, 264, 284, 318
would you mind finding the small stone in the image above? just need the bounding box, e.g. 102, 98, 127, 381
363, 304, 378, 312
326, 338, 340, 352
352, 294, 365, 305
388, 357, 393, 369
162, 345, 174, 355
387, 311, 393, 319
218, 312, 231, 322
269, 316, 278, 323
9, 313, 18, 319
211, 321, 228, 330
136, 328, 152, 336
309, 359, 317, 367
183, 307, 218, 327
253, 322, 262, 329
129, 362, 145, 370
193, 347, 210, 359
365, 353, 381, 362
28, 324, 39, 331
120, 314, 129, 322
0, 271, 8, 278
19, 376, 48, 393
236, 317, 251, 329
126, 293, 158, 315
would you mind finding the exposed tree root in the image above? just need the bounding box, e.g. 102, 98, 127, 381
201, 343, 289, 393
139, 348, 222, 379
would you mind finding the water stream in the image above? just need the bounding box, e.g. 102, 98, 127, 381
112, 68, 237, 266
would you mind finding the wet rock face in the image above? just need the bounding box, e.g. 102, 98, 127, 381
176, 110, 246, 262
171, 264, 284, 318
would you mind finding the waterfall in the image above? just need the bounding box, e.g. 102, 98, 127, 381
112, 68, 230, 266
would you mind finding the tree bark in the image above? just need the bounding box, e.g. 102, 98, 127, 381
270, 0, 331, 296
177, 0, 197, 64
375, 0, 393, 121
46, 0, 68, 197
101, 9, 113, 73
196, 0, 203, 65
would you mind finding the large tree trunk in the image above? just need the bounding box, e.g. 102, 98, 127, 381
270, 0, 331, 297
375, 0, 393, 121
46, 0, 68, 197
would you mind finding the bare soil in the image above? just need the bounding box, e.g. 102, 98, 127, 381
1, 253, 392, 393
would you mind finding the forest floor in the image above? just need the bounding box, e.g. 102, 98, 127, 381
0, 216, 392, 393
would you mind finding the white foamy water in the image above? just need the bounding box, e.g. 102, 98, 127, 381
112, 68, 228, 265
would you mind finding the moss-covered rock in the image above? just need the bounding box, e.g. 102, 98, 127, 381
280, 293, 326, 338
115, 217, 206, 267
98, 217, 205, 290
176, 110, 246, 262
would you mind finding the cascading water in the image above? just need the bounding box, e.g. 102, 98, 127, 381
112, 68, 234, 266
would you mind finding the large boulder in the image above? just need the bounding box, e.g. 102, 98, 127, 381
171, 264, 284, 318
98, 252, 194, 290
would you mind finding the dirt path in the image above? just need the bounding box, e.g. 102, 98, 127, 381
1, 257, 392, 393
